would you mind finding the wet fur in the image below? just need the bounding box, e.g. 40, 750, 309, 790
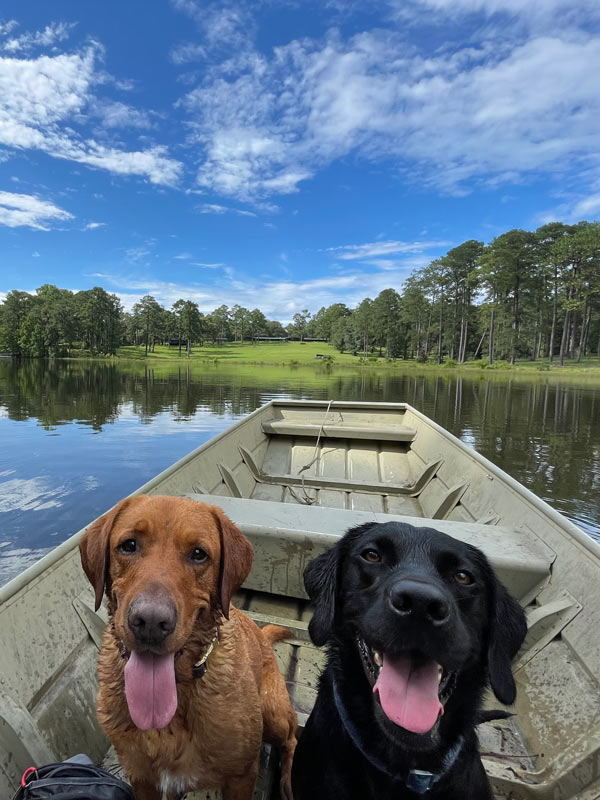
292, 521, 527, 800
80, 495, 297, 800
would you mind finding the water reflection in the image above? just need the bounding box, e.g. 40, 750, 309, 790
1, 359, 598, 585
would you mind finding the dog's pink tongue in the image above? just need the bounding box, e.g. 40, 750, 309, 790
374, 654, 443, 734
124, 651, 177, 730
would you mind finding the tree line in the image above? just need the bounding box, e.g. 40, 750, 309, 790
1, 220, 599, 364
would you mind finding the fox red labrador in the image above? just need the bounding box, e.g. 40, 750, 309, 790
80, 494, 297, 800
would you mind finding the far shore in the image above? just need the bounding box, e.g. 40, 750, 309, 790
44, 341, 600, 379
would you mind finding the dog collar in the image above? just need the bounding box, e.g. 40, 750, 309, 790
332, 677, 464, 795
192, 629, 219, 679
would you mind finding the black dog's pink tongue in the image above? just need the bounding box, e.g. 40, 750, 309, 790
374, 654, 443, 734
124, 651, 177, 730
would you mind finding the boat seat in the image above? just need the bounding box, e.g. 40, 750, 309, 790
238, 445, 442, 498
186, 494, 555, 604
261, 420, 417, 442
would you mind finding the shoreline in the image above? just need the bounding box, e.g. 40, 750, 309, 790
11, 340, 600, 380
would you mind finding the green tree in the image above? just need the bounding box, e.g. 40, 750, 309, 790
75, 287, 123, 355
132, 295, 164, 356
353, 298, 374, 357
440, 241, 483, 362
247, 308, 268, 339
291, 309, 311, 341
0, 290, 34, 355
231, 305, 250, 342
552, 222, 600, 364
372, 289, 403, 357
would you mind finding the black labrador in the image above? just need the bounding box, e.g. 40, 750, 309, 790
292, 521, 527, 799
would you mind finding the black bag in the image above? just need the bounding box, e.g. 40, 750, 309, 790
13, 755, 134, 800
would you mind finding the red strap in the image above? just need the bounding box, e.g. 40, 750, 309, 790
21, 767, 37, 788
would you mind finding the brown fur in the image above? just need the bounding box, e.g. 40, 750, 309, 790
79, 495, 297, 800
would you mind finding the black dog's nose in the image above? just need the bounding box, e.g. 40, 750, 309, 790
389, 580, 450, 625
128, 593, 177, 646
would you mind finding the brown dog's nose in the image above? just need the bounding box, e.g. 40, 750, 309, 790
128, 591, 177, 647
389, 580, 450, 625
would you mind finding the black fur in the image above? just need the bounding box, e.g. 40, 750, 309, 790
292, 521, 527, 799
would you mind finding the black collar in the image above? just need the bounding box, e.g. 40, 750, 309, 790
331, 677, 464, 795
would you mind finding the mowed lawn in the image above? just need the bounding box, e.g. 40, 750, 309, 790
117, 341, 357, 365
115, 342, 600, 376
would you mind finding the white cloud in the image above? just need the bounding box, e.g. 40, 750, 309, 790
173, 252, 193, 259
84, 221, 105, 230
537, 189, 600, 225
403, 0, 600, 20
0, 190, 73, 230
125, 246, 152, 264
32, 250, 40, 257
196, 202, 257, 216
1, 21, 74, 53
171, 1, 256, 51
0, 21, 18, 36
569, 194, 600, 219
170, 42, 207, 64
0, 43, 182, 185
180, 25, 600, 201
329, 240, 453, 260
94, 100, 155, 130
99, 259, 422, 321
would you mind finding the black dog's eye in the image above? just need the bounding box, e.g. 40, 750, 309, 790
454, 570, 474, 585
118, 539, 137, 554
190, 547, 209, 563
362, 548, 381, 563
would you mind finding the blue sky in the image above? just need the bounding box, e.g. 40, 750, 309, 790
1, 0, 599, 322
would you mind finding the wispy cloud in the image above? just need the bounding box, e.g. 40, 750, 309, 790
84, 221, 105, 230
328, 240, 452, 260
178, 21, 600, 202
196, 202, 257, 216
93, 100, 156, 130
0, 39, 182, 185
99, 261, 420, 321
0, 190, 73, 230
1, 21, 74, 53
170, 42, 206, 64
124, 246, 152, 264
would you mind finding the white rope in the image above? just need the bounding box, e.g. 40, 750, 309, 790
287, 400, 334, 505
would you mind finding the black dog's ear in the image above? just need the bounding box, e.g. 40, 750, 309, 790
487, 579, 528, 705
304, 545, 340, 646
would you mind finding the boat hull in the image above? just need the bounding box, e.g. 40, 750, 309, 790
1, 401, 599, 799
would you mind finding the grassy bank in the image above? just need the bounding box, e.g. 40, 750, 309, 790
112, 342, 600, 377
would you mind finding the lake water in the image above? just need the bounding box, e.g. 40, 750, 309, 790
1, 358, 599, 586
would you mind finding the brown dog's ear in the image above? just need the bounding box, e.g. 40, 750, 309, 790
79, 497, 133, 611
212, 507, 254, 620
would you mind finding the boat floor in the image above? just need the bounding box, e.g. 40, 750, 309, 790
101, 586, 533, 800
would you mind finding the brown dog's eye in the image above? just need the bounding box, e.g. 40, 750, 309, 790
118, 539, 137, 554
454, 570, 474, 585
190, 547, 208, 563
362, 549, 381, 563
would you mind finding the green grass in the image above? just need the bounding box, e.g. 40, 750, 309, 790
87, 342, 600, 379
117, 341, 356, 365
